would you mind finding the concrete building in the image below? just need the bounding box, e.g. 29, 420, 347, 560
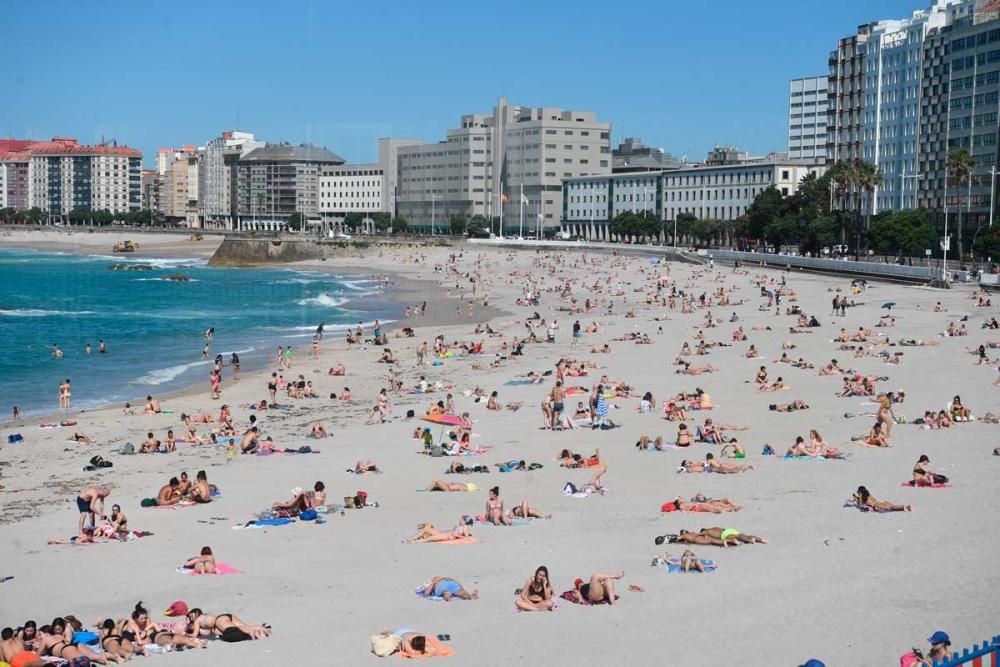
318, 163, 383, 225
918, 8, 1000, 240
236, 143, 344, 230
1, 137, 141, 215
828, 24, 876, 165
788, 76, 829, 159
199, 130, 264, 229
861, 1, 975, 214
0, 140, 36, 209
397, 97, 611, 233
140, 169, 160, 214
159, 153, 200, 225
613, 137, 682, 172
561, 154, 826, 241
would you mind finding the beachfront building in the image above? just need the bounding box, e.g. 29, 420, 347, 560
560, 153, 826, 241
918, 6, 1000, 238
158, 151, 200, 226
236, 143, 344, 231
0, 139, 36, 210
0, 137, 141, 216
198, 130, 264, 230
396, 97, 610, 234
318, 164, 383, 233
828, 24, 876, 166
788, 76, 829, 160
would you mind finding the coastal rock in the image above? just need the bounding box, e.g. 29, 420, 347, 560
108, 263, 153, 271
163, 273, 190, 282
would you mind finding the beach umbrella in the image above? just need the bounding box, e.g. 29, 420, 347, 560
419, 414, 470, 427
881, 302, 896, 310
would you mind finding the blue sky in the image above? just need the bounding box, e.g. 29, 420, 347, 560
3, 0, 924, 166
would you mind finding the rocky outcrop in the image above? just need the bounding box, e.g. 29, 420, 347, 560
109, 263, 153, 271
164, 273, 191, 282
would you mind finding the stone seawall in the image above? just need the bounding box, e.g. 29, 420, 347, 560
207, 237, 458, 267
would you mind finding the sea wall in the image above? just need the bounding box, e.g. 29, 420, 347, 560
208, 237, 457, 267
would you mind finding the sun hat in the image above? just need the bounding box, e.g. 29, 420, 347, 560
928, 631, 950, 645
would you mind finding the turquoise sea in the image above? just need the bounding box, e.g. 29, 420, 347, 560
0, 248, 394, 416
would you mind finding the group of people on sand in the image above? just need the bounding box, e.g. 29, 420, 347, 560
151, 470, 213, 507
0, 601, 270, 665
515, 566, 627, 610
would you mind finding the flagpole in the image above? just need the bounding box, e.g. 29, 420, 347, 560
499, 186, 504, 237
519, 183, 524, 239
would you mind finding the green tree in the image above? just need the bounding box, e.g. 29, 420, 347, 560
674, 212, 697, 245
67, 208, 89, 225
372, 212, 392, 233
946, 148, 975, 262
691, 218, 718, 247
287, 212, 305, 231
799, 215, 839, 256
392, 217, 408, 234
25, 207, 45, 225
974, 224, 1000, 261
866, 209, 934, 259
343, 212, 364, 231
449, 216, 467, 235
746, 186, 785, 243
764, 215, 799, 252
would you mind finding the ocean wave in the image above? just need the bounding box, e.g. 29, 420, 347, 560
0, 308, 97, 317
339, 279, 378, 291
132, 277, 201, 282
89, 254, 207, 269
131, 346, 254, 386
296, 293, 348, 307
274, 277, 322, 285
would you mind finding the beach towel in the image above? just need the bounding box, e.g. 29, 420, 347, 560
232, 518, 296, 529
842, 501, 893, 513
473, 515, 531, 526
178, 562, 241, 575
900, 481, 950, 488
399, 635, 453, 659
558, 590, 618, 605
504, 379, 541, 386
432, 536, 478, 545
664, 558, 716, 573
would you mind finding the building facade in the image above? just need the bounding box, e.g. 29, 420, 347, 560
236, 143, 344, 229
318, 164, 383, 221
397, 98, 611, 232
199, 130, 264, 229
828, 25, 876, 165
561, 156, 826, 241
918, 9, 1000, 236
1, 138, 141, 215
788, 76, 829, 159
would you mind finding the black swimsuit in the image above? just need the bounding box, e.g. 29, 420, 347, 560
102, 634, 124, 650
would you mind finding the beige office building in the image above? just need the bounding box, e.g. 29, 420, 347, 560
397, 97, 611, 232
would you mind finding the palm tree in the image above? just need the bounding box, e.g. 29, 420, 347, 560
853, 160, 883, 232
828, 161, 853, 244
945, 148, 975, 262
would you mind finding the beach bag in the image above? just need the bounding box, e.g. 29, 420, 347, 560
429, 445, 444, 457
406, 409, 415, 419
7, 433, 23, 444
355, 490, 368, 506
933, 473, 949, 485
140, 498, 158, 507
297, 445, 312, 454
299, 509, 318, 521
219, 626, 252, 643
73, 631, 99, 645
563, 482, 578, 494
371, 631, 401, 657
90, 455, 112, 469
119, 442, 135, 455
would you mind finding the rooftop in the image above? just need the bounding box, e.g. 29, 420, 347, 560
3, 137, 141, 159
241, 143, 344, 164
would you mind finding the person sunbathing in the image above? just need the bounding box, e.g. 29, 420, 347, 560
139, 432, 161, 454
515, 566, 554, 611
770, 399, 809, 412
676, 362, 717, 375
272, 481, 326, 512
328, 362, 346, 375
568, 572, 624, 606
704, 452, 752, 473
405, 517, 474, 543
419, 576, 478, 601
819, 359, 844, 375
754, 366, 768, 385
745, 344, 758, 358
950, 395, 972, 421
591, 343, 611, 353
426, 480, 477, 492
310, 422, 328, 438
636, 435, 666, 451
899, 338, 939, 346
851, 485, 910, 512
70, 431, 96, 444
511, 499, 551, 519
912, 455, 948, 486
35, 625, 121, 664
156, 477, 182, 506
353, 460, 381, 474
123, 602, 205, 649
182, 546, 217, 574
679, 549, 707, 572
855, 422, 890, 448
759, 377, 787, 392
98, 619, 141, 660
679, 459, 707, 473
485, 486, 511, 525
657, 527, 768, 547
719, 438, 746, 458
185, 608, 270, 640
675, 423, 693, 447
486, 391, 501, 411
663, 496, 742, 513
558, 447, 600, 468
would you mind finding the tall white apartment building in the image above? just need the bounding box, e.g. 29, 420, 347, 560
397, 97, 611, 231
199, 130, 264, 229
861, 0, 975, 213
788, 76, 829, 159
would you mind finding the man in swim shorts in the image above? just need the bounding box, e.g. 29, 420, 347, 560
76, 486, 109, 535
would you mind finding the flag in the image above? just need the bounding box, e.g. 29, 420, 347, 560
520, 193, 529, 205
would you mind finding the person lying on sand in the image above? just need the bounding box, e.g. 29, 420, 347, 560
770, 399, 809, 412
657, 527, 769, 547
663, 496, 742, 513
419, 576, 478, 600
404, 517, 474, 543
310, 422, 328, 438
557, 448, 600, 468
636, 435, 666, 451
182, 546, 217, 574
565, 572, 624, 606
71, 432, 95, 444
704, 453, 753, 473
852, 485, 910, 512
35, 625, 122, 664
353, 460, 381, 474
515, 566, 554, 611
426, 480, 478, 492
511, 499, 551, 519
185, 607, 270, 640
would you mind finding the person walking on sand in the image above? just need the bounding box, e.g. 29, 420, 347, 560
59, 378, 71, 410
77, 486, 110, 534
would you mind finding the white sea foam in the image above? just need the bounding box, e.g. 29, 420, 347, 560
0, 308, 96, 317
296, 293, 348, 307
132, 277, 201, 282
132, 346, 254, 385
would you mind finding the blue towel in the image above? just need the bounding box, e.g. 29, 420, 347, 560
504, 379, 539, 386
253, 518, 295, 526
666, 559, 716, 573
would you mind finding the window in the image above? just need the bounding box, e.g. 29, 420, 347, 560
600, 160, 608, 167
545, 129, 557, 135
781, 170, 790, 180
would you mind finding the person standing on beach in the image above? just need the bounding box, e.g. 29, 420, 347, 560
231, 351, 240, 380
77, 486, 109, 534
276, 346, 284, 370
284, 346, 293, 369
311, 336, 320, 360
417, 341, 428, 366
268, 372, 278, 406
316, 322, 325, 340
59, 379, 71, 409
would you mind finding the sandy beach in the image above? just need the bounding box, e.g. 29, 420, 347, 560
1, 232, 998, 666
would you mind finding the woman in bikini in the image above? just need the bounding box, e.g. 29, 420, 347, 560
485, 486, 511, 525
574, 572, 624, 606
405, 517, 474, 543
857, 422, 890, 448
912, 455, 947, 487
511, 499, 551, 519
99, 619, 141, 659
852, 485, 910, 512
182, 546, 217, 573
124, 602, 205, 650
418, 576, 478, 601
185, 609, 270, 640
704, 452, 753, 473
675, 423, 693, 447
877, 394, 896, 436
37, 624, 120, 664
515, 566, 554, 611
